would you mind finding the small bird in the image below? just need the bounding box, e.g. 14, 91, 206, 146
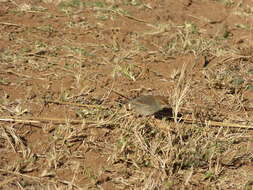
127, 95, 168, 116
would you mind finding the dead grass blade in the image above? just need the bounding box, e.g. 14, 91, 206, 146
0, 169, 82, 189
0, 169, 41, 182
45, 100, 106, 108
0, 22, 21, 27
0, 177, 17, 188
0, 116, 252, 130
160, 117, 253, 130
0, 117, 87, 124
172, 63, 190, 123
0, 110, 126, 126
205, 120, 253, 130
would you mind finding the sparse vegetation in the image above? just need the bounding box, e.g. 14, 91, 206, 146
0, 0, 253, 189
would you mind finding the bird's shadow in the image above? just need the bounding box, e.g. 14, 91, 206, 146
154, 108, 182, 120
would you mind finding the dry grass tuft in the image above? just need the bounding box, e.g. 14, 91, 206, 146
1, 0, 253, 189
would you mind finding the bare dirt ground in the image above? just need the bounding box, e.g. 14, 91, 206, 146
1, 0, 253, 189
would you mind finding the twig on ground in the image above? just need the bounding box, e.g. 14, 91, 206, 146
0, 116, 252, 129
0, 22, 21, 27
45, 100, 106, 108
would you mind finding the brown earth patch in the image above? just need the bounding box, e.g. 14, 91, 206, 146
0, 0, 253, 189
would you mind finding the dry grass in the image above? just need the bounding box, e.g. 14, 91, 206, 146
1, 0, 253, 190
